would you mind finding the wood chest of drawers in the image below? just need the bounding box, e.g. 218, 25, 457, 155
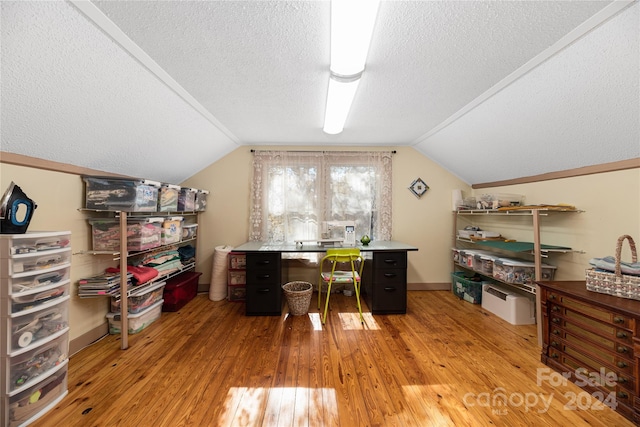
538, 281, 640, 423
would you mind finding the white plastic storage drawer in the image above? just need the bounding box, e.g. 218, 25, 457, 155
6, 265, 70, 297
481, 283, 535, 325
9, 283, 70, 314
5, 363, 68, 427
0, 231, 71, 258
2, 248, 71, 276
8, 332, 69, 393
8, 297, 69, 353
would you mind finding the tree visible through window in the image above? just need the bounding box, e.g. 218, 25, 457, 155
249, 151, 393, 243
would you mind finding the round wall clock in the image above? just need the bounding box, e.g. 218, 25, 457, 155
409, 178, 429, 198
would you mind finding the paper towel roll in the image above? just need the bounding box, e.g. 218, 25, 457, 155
18, 331, 33, 348
210, 245, 233, 301
452, 189, 463, 211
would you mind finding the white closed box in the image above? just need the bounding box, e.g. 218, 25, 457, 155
481, 283, 535, 325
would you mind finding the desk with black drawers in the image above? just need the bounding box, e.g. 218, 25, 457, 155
232, 241, 418, 316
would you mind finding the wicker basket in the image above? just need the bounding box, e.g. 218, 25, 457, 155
282, 281, 313, 315
586, 235, 640, 300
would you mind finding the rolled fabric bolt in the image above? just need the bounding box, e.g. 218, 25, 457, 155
18, 331, 33, 348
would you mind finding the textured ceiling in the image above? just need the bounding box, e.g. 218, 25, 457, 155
1, 0, 638, 184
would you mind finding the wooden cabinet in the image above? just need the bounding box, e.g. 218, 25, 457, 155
245, 253, 281, 316
361, 251, 407, 314
538, 281, 640, 424
1, 231, 71, 427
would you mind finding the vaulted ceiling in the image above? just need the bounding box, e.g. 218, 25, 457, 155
2, 1, 638, 185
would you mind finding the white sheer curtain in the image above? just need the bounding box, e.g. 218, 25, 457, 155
249, 151, 393, 243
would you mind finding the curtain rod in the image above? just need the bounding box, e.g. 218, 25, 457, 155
250, 149, 396, 154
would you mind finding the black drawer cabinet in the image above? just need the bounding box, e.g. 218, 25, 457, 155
245, 253, 282, 316
362, 251, 407, 314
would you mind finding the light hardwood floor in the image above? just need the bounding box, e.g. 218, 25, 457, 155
33, 291, 634, 426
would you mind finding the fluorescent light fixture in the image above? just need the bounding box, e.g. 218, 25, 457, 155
323, 75, 361, 134
330, 0, 381, 76
323, 0, 380, 135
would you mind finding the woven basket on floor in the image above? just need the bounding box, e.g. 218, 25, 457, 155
282, 281, 313, 315
586, 235, 640, 300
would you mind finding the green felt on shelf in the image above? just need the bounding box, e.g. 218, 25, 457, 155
474, 241, 572, 252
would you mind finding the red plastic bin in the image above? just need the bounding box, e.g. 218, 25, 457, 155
162, 271, 202, 312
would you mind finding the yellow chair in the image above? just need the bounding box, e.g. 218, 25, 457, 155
317, 248, 365, 324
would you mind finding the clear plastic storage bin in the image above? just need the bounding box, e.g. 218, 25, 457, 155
473, 253, 501, 275
177, 188, 197, 211
182, 224, 198, 240
458, 249, 491, 270
476, 193, 525, 210
158, 184, 180, 212
161, 217, 183, 245
195, 190, 209, 212
493, 258, 556, 284
106, 299, 163, 334
89, 218, 163, 252
83, 176, 160, 212
110, 282, 165, 314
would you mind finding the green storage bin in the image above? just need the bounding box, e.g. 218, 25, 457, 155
451, 271, 483, 304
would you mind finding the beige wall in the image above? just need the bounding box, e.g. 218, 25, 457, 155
182, 147, 640, 287
472, 169, 640, 280
2, 153, 639, 344
1, 164, 113, 342
181, 146, 472, 286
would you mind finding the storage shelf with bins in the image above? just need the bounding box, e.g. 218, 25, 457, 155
227, 252, 246, 302
453, 208, 584, 294
1, 231, 71, 427
79, 176, 208, 349
453, 208, 583, 345
78, 209, 200, 349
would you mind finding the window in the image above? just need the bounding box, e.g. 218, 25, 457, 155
249, 151, 393, 243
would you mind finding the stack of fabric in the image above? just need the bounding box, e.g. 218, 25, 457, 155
137, 247, 184, 279
103, 245, 196, 287
589, 256, 640, 276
